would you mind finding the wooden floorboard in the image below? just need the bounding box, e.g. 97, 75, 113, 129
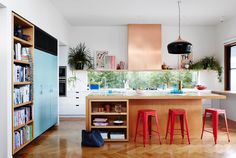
14, 117, 236, 158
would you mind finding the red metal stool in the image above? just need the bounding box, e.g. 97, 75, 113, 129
201, 108, 230, 144
134, 109, 162, 146
165, 109, 190, 144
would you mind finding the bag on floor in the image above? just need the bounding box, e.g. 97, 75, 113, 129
81, 130, 104, 147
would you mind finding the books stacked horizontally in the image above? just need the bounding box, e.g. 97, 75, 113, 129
14, 43, 30, 62
14, 107, 31, 127
14, 125, 33, 150
13, 85, 31, 105
110, 132, 125, 140
14, 64, 30, 82
93, 118, 108, 126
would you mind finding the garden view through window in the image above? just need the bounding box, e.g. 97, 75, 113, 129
88, 71, 198, 90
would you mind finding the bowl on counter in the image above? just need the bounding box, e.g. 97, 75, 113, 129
196, 85, 207, 90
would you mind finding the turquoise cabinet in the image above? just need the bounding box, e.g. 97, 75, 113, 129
34, 49, 58, 138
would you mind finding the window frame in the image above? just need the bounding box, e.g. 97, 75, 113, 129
224, 42, 236, 90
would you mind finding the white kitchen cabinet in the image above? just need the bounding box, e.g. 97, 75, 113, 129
59, 70, 89, 117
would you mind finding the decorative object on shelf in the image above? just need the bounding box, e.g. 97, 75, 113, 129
113, 120, 124, 125
180, 53, 192, 69
105, 104, 111, 112
90, 82, 100, 90
189, 56, 222, 82
14, 24, 23, 38
114, 104, 122, 113
95, 51, 108, 69
117, 61, 125, 70
68, 43, 93, 70
161, 62, 169, 70
196, 85, 207, 90
167, 1, 192, 54
104, 55, 116, 69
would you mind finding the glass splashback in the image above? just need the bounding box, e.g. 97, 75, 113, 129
88, 71, 198, 89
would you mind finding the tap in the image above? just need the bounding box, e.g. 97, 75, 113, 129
101, 77, 108, 89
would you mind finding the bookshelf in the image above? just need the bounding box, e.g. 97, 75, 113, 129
88, 100, 129, 141
12, 12, 34, 155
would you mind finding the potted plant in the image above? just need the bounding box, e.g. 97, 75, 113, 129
68, 43, 93, 70
189, 56, 222, 82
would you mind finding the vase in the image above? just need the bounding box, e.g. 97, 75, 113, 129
76, 62, 84, 70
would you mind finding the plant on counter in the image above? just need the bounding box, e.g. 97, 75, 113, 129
68, 43, 94, 70
189, 56, 222, 82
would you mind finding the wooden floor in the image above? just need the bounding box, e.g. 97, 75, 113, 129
14, 117, 236, 158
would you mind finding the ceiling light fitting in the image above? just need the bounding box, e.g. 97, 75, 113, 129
167, 1, 192, 54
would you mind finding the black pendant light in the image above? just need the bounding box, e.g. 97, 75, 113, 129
167, 1, 192, 54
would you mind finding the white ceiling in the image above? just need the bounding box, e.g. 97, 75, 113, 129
50, 0, 236, 26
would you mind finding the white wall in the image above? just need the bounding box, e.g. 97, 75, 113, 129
215, 16, 236, 90
162, 26, 217, 68
213, 16, 236, 121
69, 26, 128, 69
1, 0, 70, 45
68, 25, 217, 69
0, 6, 12, 158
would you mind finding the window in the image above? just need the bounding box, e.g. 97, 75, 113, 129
88, 71, 198, 90
225, 44, 236, 90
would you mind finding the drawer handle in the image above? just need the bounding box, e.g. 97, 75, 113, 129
76, 105, 79, 106
76, 97, 79, 99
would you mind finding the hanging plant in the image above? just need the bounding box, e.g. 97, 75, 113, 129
68, 43, 94, 70
189, 56, 222, 82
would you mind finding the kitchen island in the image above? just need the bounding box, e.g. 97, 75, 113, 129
86, 91, 226, 141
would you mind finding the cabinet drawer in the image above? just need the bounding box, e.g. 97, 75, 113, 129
59, 102, 85, 115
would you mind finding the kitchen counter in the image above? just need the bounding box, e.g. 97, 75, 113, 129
87, 91, 226, 100
86, 91, 226, 140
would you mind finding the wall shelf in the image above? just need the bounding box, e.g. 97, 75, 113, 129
13, 139, 32, 155
14, 36, 33, 47
14, 101, 33, 108
14, 120, 33, 131
14, 82, 32, 86
91, 112, 127, 115
14, 60, 31, 65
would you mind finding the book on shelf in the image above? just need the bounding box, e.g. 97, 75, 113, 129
13, 85, 32, 105
14, 124, 33, 150
14, 64, 31, 82
14, 43, 30, 62
14, 107, 31, 127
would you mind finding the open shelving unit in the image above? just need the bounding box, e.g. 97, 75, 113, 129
88, 100, 129, 141
12, 12, 34, 155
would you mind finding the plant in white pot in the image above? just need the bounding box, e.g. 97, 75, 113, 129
68, 43, 93, 70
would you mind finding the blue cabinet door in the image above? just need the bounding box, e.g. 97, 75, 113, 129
34, 49, 58, 138
50, 55, 58, 125
34, 49, 47, 137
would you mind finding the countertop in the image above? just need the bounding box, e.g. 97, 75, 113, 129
87, 91, 226, 100
212, 90, 236, 95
